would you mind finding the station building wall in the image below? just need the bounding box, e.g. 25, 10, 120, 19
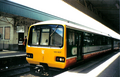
0, 16, 14, 50
0, 16, 30, 51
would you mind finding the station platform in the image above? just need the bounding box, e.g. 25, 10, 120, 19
54, 50, 120, 77
0, 50, 26, 58
0, 50, 27, 72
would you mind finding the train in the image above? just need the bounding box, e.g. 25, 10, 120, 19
26, 20, 119, 75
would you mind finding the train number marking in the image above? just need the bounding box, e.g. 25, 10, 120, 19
54, 51, 61, 53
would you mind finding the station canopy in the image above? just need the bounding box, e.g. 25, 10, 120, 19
0, 0, 120, 39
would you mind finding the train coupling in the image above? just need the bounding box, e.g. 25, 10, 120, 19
34, 65, 44, 73
30, 64, 49, 76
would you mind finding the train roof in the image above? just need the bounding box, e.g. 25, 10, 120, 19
33, 20, 120, 40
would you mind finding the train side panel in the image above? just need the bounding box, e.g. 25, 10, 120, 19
113, 39, 119, 50
83, 45, 112, 59
65, 28, 115, 68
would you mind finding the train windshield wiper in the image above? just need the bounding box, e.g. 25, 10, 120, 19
50, 25, 59, 37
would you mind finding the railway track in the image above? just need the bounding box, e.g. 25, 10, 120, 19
0, 50, 118, 77
0, 64, 30, 77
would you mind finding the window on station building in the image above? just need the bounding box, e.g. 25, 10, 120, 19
4, 27, 10, 40
0, 27, 3, 39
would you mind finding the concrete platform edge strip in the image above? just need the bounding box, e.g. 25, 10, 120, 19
87, 52, 120, 77
0, 54, 26, 58
54, 52, 120, 77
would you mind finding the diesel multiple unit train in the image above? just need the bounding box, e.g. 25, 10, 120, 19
26, 20, 119, 75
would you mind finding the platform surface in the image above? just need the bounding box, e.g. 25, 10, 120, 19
0, 50, 26, 58
55, 50, 120, 77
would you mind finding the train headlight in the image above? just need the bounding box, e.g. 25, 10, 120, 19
56, 57, 65, 62
27, 53, 33, 58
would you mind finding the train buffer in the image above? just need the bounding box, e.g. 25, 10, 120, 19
54, 50, 120, 77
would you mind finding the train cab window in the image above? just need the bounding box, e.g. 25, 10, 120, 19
28, 25, 64, 47
31, 28, 40, 45
40, 29, 50, 45
50, 28, 63, 46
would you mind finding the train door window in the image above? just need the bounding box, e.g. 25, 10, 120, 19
75, 32, 81, 46
32, 28, 40, 45
69, 30, 75, 45
40, 29, 50, 45
91, 34, 95, 46
78, 34, 81, 46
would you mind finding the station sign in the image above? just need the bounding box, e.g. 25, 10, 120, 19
16, 26, 24, 33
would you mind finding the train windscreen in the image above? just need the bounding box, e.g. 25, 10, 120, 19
28, 24, 64, 47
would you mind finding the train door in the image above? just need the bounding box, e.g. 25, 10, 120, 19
76, 32, 83, 61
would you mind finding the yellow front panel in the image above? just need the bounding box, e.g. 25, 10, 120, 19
26, 24, 67, 69
27, 46, 65, 68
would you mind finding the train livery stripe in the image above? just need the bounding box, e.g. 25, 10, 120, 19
66, 56, 77, 59
65, 48, 113, 68
83, 49, 111, 60
65, 56, 77, 68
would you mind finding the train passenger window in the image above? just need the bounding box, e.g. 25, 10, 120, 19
107, 38, 111, 45
101, 37, 107, 45
94, 35, 101, 45
91, 34, 95, 46
84, 33, 91, 46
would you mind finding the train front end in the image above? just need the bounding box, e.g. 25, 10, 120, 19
26, 24, 67, 72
